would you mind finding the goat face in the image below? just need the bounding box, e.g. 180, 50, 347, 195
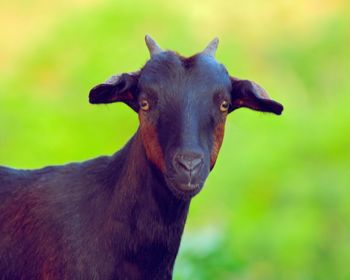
89, 36, 283, 200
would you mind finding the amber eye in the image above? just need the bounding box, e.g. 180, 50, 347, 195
140, 100, 150, 111
220, 100, 229, 112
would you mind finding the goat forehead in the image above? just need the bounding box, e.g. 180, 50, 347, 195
139, 52, 231, 95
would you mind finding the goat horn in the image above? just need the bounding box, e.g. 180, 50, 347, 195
145, 34, 163, 57
202, 37, 219, 57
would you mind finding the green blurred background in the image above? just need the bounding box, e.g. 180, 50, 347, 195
1, 0, 349, 279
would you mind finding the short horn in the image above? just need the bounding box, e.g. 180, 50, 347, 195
202, 37, 219, 57
145, 34, 163, 57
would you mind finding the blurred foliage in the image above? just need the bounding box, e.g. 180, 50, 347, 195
1, 0, 350, 279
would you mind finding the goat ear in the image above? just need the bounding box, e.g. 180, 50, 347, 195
89, 72, 139, 111
230, 77, 283, 115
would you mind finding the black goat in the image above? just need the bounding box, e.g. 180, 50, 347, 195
0, 36, 283, 279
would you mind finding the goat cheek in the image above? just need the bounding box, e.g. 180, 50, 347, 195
139, 113, 166, 172
210, 122, 226, 168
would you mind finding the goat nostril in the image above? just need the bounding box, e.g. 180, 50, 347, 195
177, 159, 191, 171
191, 158, 202, 170
175, 153, 203, 174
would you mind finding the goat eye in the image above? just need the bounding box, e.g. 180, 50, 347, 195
220, 100, 229, 112
140, 100, 150, 111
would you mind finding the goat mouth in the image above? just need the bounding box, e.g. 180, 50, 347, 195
177, 182, 200, 192
164, 175, 203, 200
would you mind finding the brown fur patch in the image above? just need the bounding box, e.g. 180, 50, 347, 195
4, 191, 42, 239
121, 261, 141, 279
139, 112, 166, 172
2, 190, 62, 279
210, 121, 226, 169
